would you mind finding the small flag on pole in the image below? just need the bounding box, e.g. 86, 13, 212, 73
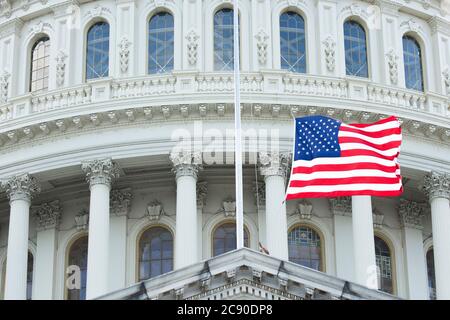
286, 115, 403, 199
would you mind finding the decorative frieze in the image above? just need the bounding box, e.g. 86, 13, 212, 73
118, 37, 131, 74
386, 49, 398, 85
170, 151, 202, 180
255, 29, 269, 65
422, 171, 450, 201
110, 188, 132, 216
259, 152, 290, 179
322, 36, 336, 72
0, 70, 10, 103
146, 200, 164, 220
55, 51, 67, 87
329, 197, 352, 217
398, 198, 425, 229
75, 208, 89, 231
185, 29, 199, 66
1, 173, 40, 202
81, 158, 120, 188
32, 200, 61, 231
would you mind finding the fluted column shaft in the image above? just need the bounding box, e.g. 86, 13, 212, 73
2, 174, 40, 300
423, 172, 450, 300
171, 152, 202, 269
260, 153, 289, 261
82, 159, 119, 300
351, 195, 378, 290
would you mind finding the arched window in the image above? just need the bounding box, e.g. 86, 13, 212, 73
1, 251, 34, 300
30, 37, 50, 92
213, 222, 249, 257
288, 225, 322, 271
426, 248, 436, 300
66, 236, 88, 300
402, 35, 424, 91
86, 22, 110, 80
375, 236, 394, 294
214, 8, 239, 71
344, 20, 368, 78
138, 226, 173, 281
148, 12, 174, 74
280, 11, 306, 73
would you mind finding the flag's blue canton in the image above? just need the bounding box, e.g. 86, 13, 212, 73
294, 116, 342, 161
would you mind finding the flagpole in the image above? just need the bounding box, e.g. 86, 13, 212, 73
233, 0, 244, 249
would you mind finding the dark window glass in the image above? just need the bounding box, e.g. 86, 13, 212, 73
26, 252, 33, 300
30, 37, 50, 92
67, 236, 88, 300
280, 12, 306, 73
139, 227, 173, 280
344, 21, 368, 77
86, 22, 110, 80
148, 12, 174, 74
426, 248, 436, 300
213, 223, 249, 256
403, 35, 424, 91
214, 8, 239, 71
288, 226, 322, 271
375, 236, 394, 294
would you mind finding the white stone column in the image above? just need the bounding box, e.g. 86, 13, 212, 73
259, 152, 289, 261
1, 174, 40, 300
352, 195, 378, 290
108, 188, 131, 292
31, 200, 61, 300
82, 159, 120, 300
423, 172, 450, 300
330, 197, 354, 282
399, 199, 428, 300
170, 152, 202, 269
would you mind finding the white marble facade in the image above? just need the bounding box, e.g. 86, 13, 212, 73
0, 0, 449, 300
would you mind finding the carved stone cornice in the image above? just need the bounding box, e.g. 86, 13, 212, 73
259, 152, 291, 179
32, 200, 61, 231
110, 188, 132, 216
170, 151, 202, 180
329, 197, 352, 217
422, 171, 450, 201
0, 18, 24, 38
398, 198, 425, 230
81, 158, 120, 188
1, 173, 40, 202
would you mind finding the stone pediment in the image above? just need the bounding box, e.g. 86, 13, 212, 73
98, 248, 398, 301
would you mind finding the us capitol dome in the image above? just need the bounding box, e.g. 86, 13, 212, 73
0, 0, 449, 300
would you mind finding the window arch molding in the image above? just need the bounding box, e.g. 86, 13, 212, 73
203, 213, 258, 259
271, 2, 314, 72
24, 31, 53, 94
400, 31, 427, 92
82, 17, 113, 81
373, 231, 397, 295
336, 10, 374, 79
287, 214, 333, 273
126, 215, 176, 285
204, 0, 250, 71
138, 3, 182, 75
135, 224, 174, 282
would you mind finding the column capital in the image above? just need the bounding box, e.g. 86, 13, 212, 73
329, 197, 352, 217
259, 152, 291, 179
110, 188, 132, 217
170, 151, 202, 180
32, 200, 61, 231
422, 171, 450, 201
399, 198, 426, 230
1, 173, 41, 202
81, 158, 120, 188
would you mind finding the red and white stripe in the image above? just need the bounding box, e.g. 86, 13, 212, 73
286, 116, 403, 199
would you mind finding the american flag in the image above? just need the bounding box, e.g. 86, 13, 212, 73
286, 115, 403, 199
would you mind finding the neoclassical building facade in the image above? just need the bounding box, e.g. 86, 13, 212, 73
0, 0, 449, 300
